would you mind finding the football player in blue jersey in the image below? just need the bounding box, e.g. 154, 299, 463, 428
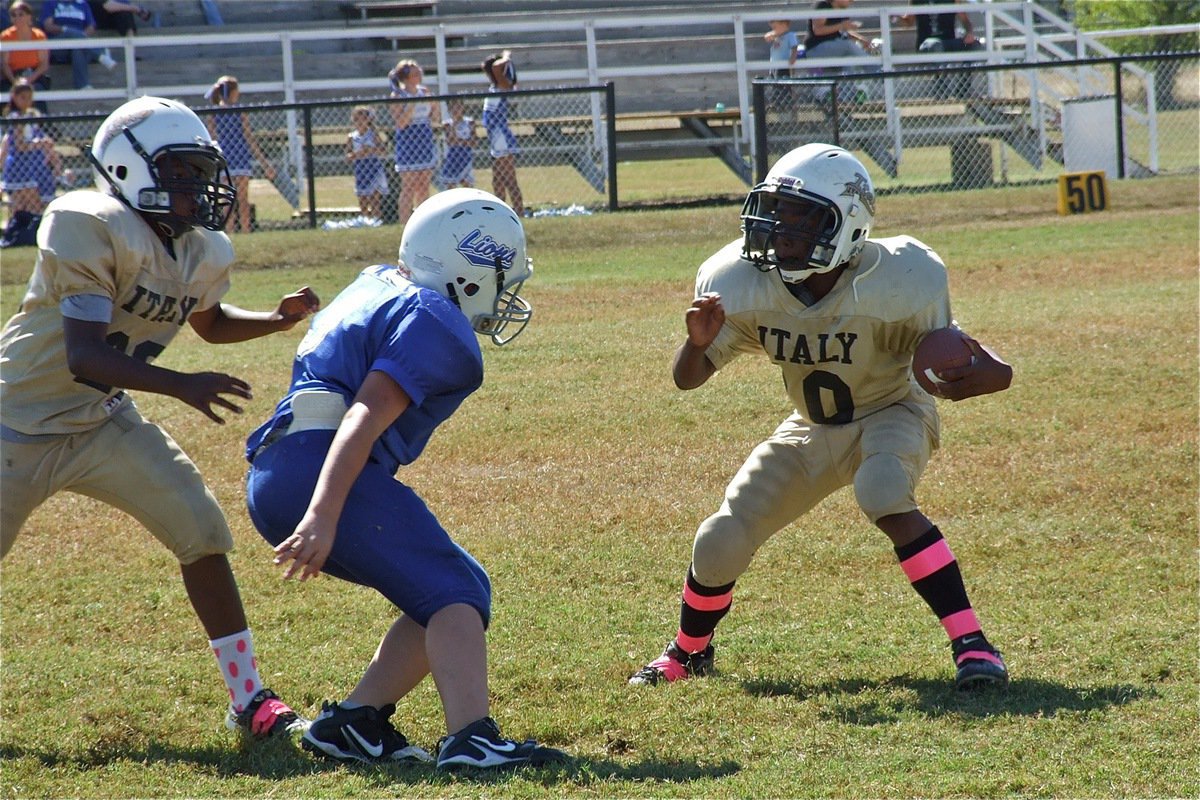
244, 188, 567, 770
628, 143, 1014, 692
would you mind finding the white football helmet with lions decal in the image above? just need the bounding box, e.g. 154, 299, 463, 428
741, 143, 876, 284
88, 96, 235, 238
398, 188, 533, 346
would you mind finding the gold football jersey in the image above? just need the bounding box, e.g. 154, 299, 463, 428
699, 235, 952, 425
1, 191, 235, 434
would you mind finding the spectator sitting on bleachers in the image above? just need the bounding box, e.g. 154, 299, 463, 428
764, 18, 800, 109
898, 0, 981, 54
896, 0, 983, 98
88, 1, 152, 37
805, 0, 879, 60
804, 0, 879, 102
38, 0, 117, 90
2, 1, 51, 107
765, 19, 799, 79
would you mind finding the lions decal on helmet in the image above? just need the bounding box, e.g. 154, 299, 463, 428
398, 188, 533, 345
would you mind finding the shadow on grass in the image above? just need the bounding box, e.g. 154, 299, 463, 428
741, 675, 1151, 725
0, 736, 334, 781
0, 738, 739, 787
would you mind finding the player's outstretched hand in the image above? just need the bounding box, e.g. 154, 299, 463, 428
685, 292, 726, 350
273, 513, 335, 581
274, 286, 321, 329
177, 371, 252, 423
932, 336, 1013, 401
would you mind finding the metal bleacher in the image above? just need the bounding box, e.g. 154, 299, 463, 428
18, 1, 1184, 194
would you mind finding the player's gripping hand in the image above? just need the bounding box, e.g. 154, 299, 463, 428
273, 513, 335, 581
685, 292, 726, 350
931, 336, 1013, 401
273, 286, 321, 329
674, 293, 725, 390
175, 371, 252, 423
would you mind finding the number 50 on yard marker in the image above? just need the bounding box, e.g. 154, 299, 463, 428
1057, 170, 1109, 215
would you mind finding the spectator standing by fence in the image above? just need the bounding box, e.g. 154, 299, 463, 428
388, 59, 439, 225
346, 104, 387, 226
481, 51, 524, 218
205, 75, 275, 234
437, 97, 475, 190
2, 2, 51, 103
1, 79, 60, 218
38, 0, 116, 90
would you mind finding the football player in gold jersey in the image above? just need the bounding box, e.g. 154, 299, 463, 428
630, 143, 1013, 691
0, 96, 319, 737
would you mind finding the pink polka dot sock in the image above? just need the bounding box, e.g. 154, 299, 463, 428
209, 629, 264, 713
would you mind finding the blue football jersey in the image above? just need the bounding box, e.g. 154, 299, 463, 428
247, 264, 483, 472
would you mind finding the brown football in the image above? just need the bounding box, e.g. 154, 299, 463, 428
912, 327, 975, 394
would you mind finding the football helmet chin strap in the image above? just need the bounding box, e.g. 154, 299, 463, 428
89, 128, 233, 239
741, 143, 877, 285
743, 189, 845, 284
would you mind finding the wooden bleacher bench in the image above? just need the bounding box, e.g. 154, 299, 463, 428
769, 94, 1043, 184
339, 0, 438, 22
338, 0, 455, 48
498, 108, 751, 185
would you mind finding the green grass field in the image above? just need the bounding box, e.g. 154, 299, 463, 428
1, 176, 1197, 798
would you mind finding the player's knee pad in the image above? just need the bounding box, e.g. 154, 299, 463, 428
854, 453, 916, 523
420, 553, 492, 629
166, 493, 235, 564
692, 511, 757, 587
464, 555, 492, 626
173, 519, 235, 566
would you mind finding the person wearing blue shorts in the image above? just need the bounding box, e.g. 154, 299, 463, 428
481, 51, 523, 217
346, 104, 388, 224
205, 75, 276, 233
1, 79, 59, 216
436, 97, 475, 190
244, 188, 567, 770
388, 59, 439, 224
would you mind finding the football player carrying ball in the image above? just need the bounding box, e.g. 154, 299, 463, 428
630, 143, 1013, 692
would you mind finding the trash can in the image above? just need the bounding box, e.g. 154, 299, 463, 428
381, 172, 401, 225
950, 137, 993, 189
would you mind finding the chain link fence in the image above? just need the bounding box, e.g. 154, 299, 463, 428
1, 84, 613, 234
751, 52, 1198, 192
1, 53, 1195, 236
263, 84, 614, 231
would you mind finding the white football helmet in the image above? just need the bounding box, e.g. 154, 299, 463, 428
398, 188, 533, 345
741, 143, 876, 283
88, 96, 235, 238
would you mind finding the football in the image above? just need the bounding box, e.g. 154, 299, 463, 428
912, 327, 975, 394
